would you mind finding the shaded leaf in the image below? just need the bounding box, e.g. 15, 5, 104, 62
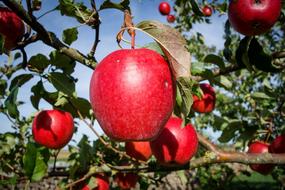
213, 75, 232, 89
27, 54, 49, 73
9, 74, 33, 91
49, 50, 76, 74
177, 77, 194, 117
204, 54, 225, 70
63, 27, 78, 45
0, 79, 7, 96
48, 72, 76, 97
0, 34, 4, 54
30, 81, 44, 110
190, 0, 204, 16
99, 0, 130, 11
137, 20, 191, 78
143, 42, 164, 56
4, 86, 19, 119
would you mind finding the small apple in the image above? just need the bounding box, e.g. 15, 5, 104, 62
125, 141, 152, 161
159, 2, 171, 15
81, 174, 109, 190
192, 83, 216, 113
167, 14, 175, 23
114, 172, 139, 190
228, 0, 281, 36
89, 48, 175, 141
247, 141, 274, 175
202, 5, 212, 17
269, 134, 285, 153
150, 116, 198, 166
32, 109, 74, 149
0, 7, 25, 51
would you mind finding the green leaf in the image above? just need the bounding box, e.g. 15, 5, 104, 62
4, 86, 19, 119
70, 97, 92, 118
0, 79, 7, 96
251, 92, 272, 100
23, 142, 50, 182
190, 0, 204, 16
218, 121, 241, 143
27, 54, 49, 73
137, 20, 191, 78
99, 0, 130, 11
204, 54, 225, 70
177, 77, 194, 117
191, 61, 205, 75
9, 74, 34, 91
62, 27, 78, 45
49, 50, 76, 74
30, 81, 44, 110
87, 176, 98, 189
143, 42, 164, 56
48, 72, 76, 97
0, 34, 4, 54
213, 75, 232, 89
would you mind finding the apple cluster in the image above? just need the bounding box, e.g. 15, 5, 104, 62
248, 134, 285, 175
158, 2, 176, 23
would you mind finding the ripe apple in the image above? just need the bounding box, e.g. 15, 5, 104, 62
81, 174, 109, 190
159, 2, 171, 15
89, 48, 175, 141
150, 116, 198, 166
167, 14, 175, 23
32, 109, 74, 149
125, 141, 152, 161
269, 134, 285, 153
0, 7, 25, 51
247, 141, 274, 175
202, 5, 212, 17
228, 0, 281, 36
114, 172, 139, 190
192, 83, 216, 113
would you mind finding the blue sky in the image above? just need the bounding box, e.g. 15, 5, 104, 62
0, 0, 227, 146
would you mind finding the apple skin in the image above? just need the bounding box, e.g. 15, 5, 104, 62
150, 116, 198, 166
125, 141, 152, 161
269, 134, 285, 153
81, 174, 109, 190
32, 110, 74, 149
192, 83, 216, 113
228, 0, 281, 36
202, 5, 212, 17
0, 7, 25, 51
167, 14, 176, 23
159, 2, 171, 15
114, 172, 139, 190
89, 48, 175, 141
247, 141, 274, 175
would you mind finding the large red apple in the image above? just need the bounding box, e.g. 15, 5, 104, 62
32, 109, 74, 149
269, 134, 285, 153
158, 2, 171, 15
150, 116, 198, 166
125, 141, 152, 161
0, 7, 25, 51
89, 48, 175, 141
192, 83, 216, 113
114, 172, 139, 190
228, 0, 281, 36
81, 174, 109, 190
247, 141, 274, 175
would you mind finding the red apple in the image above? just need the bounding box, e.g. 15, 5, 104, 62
192, 83, 216, 113
202, 5, 212, 17
228, 0, 281, 36
247, 141, 274, 175
0, 7, 25, 51
269, 134, 285, 153
81, 174, 109, 190
159, 2, 171, 15
32, 109, 74, 149
89, 48, 175, 141
167, 14, 175, 23
150, 116, 198, 166
125, 141, 152, 161
114, 172, 139, 190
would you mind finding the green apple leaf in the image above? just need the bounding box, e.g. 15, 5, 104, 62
27, 54, 49, 73
190, 0, 204, 16
177, 77, 194, 118
251, 92, 272, 100
0, 34, 4, 54
9, 74, 34, 91
4, 86, 19, 119
212, 75, 232, 89
23, 142, 50, 182
63, 27, 78, 45
0, 79, 7, 97
30, 81, 44, 110
48, 72, 76, 97
99, 0, 130, 11
49, 50, 76, 74
137, 20, 191, 78
204, 54, 225, 70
